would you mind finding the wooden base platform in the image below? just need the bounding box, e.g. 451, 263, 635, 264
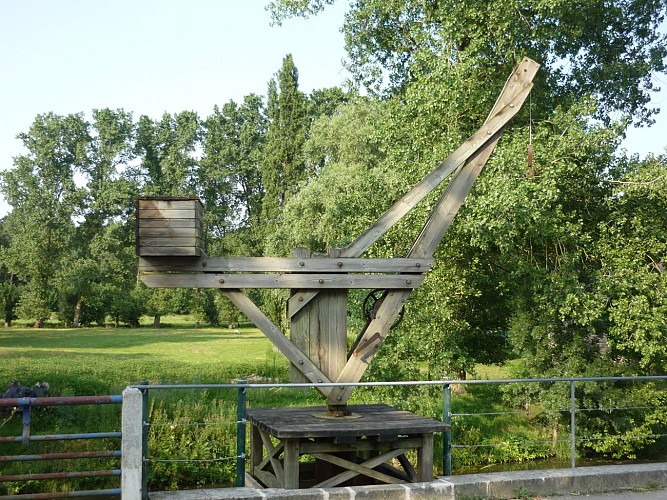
247, 404, 449, 489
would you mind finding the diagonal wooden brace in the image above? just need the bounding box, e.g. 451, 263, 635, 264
327, 59, 539, 406
221, 290, 334, 397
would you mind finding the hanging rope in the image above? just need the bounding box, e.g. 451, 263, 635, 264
526, 91, 535, 178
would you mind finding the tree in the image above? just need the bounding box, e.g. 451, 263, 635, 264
200, 95, 266, 254
134, 111, 201, 196
261, 54, 309, 233
63, 108, 137, 327
270, 0, 667, 125
0, 113, 89, 326
0, 217, 20, 327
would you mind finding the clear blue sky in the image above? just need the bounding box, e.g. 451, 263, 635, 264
1, 1, 665, 216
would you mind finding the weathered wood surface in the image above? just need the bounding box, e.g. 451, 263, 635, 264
245, 404, 448, 439
290, 248, 347, 384
247, 404, 446, 488
140, 272, 424, 290
136, 197, 204, 257
138, 256, 432, 273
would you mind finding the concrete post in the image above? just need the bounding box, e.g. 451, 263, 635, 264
122, 387, 145, 499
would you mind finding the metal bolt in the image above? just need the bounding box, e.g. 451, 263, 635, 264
337, 261, 343, 268
337, 396, 342, 401
298, 360, 304, 365
406, 279, 412, 285
416, 263, 421, 268
218, 278, 225, 284
317, 379, 322, 383
299, 261, 305, 267
298, 296, 304, 302
202, 261, 207, 267
510, 103, 515, 108
319, 278, 324, 284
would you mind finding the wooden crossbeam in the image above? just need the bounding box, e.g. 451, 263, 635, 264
140, 273, 424, 290
139, 256, 432, 273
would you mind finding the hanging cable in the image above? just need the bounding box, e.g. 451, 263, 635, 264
526, 91, 535, 178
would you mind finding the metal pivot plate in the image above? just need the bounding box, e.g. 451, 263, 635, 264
362, 289, 405, 330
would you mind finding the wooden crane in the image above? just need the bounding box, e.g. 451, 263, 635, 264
136, 58, 539, 415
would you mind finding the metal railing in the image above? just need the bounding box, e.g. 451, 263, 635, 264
121, 375, 667, 498
0, 395, 122, 498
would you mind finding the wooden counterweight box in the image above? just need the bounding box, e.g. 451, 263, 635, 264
135, 197, 205, 256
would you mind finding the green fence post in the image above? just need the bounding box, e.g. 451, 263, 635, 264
443, 383, 452, 476
140, 380, 149, 500
570, 380, 576, 469
236, 379, 247, 487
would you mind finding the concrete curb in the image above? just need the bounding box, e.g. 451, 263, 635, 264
149, 462, 667, 499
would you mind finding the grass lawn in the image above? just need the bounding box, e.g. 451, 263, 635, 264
0, 317, 286, 395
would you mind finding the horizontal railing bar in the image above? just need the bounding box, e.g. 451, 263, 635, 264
0, 488, 121, 499
0, 432, 121, 443
0, 395, 122, 407
0, 469, 120, 482
0, 450, 121, 462
131, 375, 667, 391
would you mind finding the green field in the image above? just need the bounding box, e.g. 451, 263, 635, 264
0, 319, 577, 494
0, 319, 283, 393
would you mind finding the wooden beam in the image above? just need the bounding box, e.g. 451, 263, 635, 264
221, 290, 334, 397
327, 58, 540, 405
138, 256, 432, 273
140, 273, 424, 290
342, 59, 538, 259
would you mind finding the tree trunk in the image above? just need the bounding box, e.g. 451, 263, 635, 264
153, 314, 161, 328
115, 314, 120, 329
73, 295, 83, 328
4, 320, 11, 327
34, 320, 43, 328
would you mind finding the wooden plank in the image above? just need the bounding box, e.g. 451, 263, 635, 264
252, 469, 282, 489
326, 60, 540, 405
137, 199, 202, 210
138, 247, 201, 257
221, 290, 334, 397
138, 237, 203, 247
137, 219, 198, 228
289, 247, 312, 384
140, 273, 424, 290
397, 453, 417, 482
288, 291, 319, 318
417, 433, 434, 481
245, 405, 448, 438
320, 289, 347, 381
138, 256, 433, 273
137, 209, 201, 219
138, 227, 203, 238
299, 437, 422, 454
283, 439, 299, 489
250, 425, 263, 476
